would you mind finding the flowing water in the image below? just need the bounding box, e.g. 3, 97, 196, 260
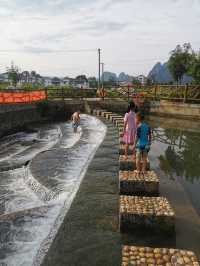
0, 115, 106, 266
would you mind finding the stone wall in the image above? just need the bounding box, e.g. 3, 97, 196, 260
150, 100, 200, 120
0, 100, 85, 137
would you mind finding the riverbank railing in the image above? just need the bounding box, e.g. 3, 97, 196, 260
0, 85, 199, 104
120, 84, 200, 103
0, 90, 46, 104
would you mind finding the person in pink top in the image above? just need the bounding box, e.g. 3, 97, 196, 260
122, 102, 137, 159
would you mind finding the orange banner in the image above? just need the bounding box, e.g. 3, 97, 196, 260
0, 91, 46, 103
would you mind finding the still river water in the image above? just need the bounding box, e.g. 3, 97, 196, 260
148, 115, 200, 216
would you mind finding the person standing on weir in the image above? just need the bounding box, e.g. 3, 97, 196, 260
121, 102, 137, 160
71, 111, 81, 133
134, 112, 152, 176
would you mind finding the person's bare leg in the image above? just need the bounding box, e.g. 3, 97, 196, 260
136, 151, 141, 177
125, 144, 128, 159
142, 152, 148, 176
132, 145, 136, 160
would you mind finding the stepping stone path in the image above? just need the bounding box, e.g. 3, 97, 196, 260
122, 245, 200, 266
101, 111, 114, 119
92, 109, 199, 264
110, 116, 123, 124
120, 196, 175, 233
92, 109, 106, 116
116, 121, 124, 127
119, 170, 159, 196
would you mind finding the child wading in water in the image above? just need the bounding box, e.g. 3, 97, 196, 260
122, 102, 136, 160
134, 112, 152, 176
71, 111, 80, 133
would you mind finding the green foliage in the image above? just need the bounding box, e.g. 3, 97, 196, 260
168, 43, 194, 84
88, 77, 98, 88
0, 82, 9, 90
106, 89, 121, 98
132, 78, 141, 85
7, 63, 20, 86
20, 83, 42, 91
47, 86, 96, 98
188, 52, 200, 84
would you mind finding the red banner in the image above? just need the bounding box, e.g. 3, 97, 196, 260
0, 90, 46, 103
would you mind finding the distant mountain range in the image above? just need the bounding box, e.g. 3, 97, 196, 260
148, 62, 193, 84
102, 62, 193, 85
102, 72, 134, 82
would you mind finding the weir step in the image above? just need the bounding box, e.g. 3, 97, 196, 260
122, 245, 200, 266
105, 113, 119, 119
119, 170, 159, 196
100, 111, 113, 118
115, 120, 124, 127
92, 109, 106, 116
110, 115, 123, 119
119, 196, 175, 234
119, 155, 150, 171
110, 115, 123, 123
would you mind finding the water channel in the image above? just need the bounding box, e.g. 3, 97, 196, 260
0, 113, 200, 265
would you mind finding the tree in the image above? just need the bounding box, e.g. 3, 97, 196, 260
189, 51, 200, 84
7, 62, 20, 86
132, 78, 141, 85
21, 71, 30, 83
168, 43, 194, 84
88, 77, 98, 88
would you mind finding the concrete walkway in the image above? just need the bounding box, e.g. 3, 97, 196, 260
42, 117, 122, 266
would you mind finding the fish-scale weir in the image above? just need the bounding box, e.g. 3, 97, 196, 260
0, 115, 106, 266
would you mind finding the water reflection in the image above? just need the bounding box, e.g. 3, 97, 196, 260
153, 127, 200, 183
152, 127, 200, 183
148, 115, 200, 214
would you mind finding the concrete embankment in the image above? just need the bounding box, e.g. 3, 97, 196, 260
0, 100, 85, 137
149, 100, 200, 120
86, 99, 200, 120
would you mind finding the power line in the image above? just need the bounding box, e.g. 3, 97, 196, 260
0, 48, 98, 54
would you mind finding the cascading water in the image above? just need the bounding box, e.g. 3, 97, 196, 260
0, 115, 106, 266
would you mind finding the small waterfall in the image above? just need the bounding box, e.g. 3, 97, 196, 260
0, 115, 107, 266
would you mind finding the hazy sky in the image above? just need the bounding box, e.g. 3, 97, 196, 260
0, 0, 200, 77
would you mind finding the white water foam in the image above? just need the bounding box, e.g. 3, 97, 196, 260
0, 115, 107, 266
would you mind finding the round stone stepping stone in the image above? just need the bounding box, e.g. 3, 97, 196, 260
122, 245, 199, 266
120, 196, 175, 234
119, 155, 150, 171
119, 170, 159, 196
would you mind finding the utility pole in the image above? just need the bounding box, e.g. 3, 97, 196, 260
101, 63, 104, 89
98, 48, 101, 91
101, 62, 105, 100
